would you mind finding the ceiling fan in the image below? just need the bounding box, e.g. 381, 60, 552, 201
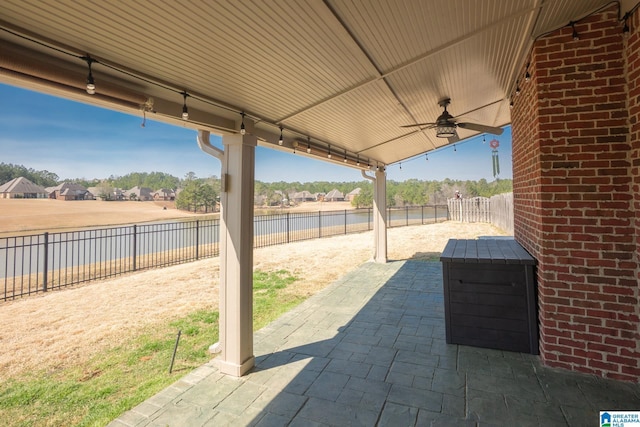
401, 98, 503, 142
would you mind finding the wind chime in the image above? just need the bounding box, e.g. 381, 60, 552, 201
489, 138, 500, 178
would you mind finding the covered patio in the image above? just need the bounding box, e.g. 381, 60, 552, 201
109, 260, 639, 426
1, 1, 639, 422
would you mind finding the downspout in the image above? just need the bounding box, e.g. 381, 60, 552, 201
197, 129, 224, 355
197, 130, 224, 160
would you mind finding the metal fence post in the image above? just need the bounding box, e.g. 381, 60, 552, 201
42, 232, 48, 292
286, 212, 290, 244
406, 206, 409, 226
195, 220, 200, 260
344, 210, 347, 235
434, 205, 438, 223
318, 211, 322, 238
132, 225, 137, 271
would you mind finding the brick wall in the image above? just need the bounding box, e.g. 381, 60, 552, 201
512, 4, 639, 382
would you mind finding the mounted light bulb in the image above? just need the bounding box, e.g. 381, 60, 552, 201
181, 92, 189, 120
278, 126, 284, 145
83, 55, 96, 95
240, 112, 246, 135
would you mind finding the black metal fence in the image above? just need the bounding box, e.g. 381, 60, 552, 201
1, 205, 447, 301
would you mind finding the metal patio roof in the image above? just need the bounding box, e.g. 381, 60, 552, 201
0, 0, 618, 170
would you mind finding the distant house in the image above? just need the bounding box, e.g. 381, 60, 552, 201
324, 189, 345, 202
153, 188, 175, 201
87, 186, 125, 201
124, 186, 153, 201
291, 190, 315, 203
315, 192, 326, 202
0, 177, 48, 199
46, 182, 92, 200
346, 188, 361, 202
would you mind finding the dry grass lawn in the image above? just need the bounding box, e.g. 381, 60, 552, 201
0, 198, 507, 382
0, 198, 202, 236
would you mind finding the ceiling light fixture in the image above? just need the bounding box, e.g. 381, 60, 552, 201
327, 144, 332, 159
399, 162, 402, 170
525, 62, 531, 82
240, 112, 246, 135
292, 141, 298, 154
181, 91, 189, 120
356, 155, 360, 166
306, 137, 311, 153
278, 126, 283, 145
435, 100, 457, 138
82, 55, 96, 95
515, 81, 521, 95
510, 99, 514, 109
343, 150, 348, 163
425, 154, 428, 161
453, 144, 457, 152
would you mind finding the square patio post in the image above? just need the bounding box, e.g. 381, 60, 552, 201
216, 133, 256, 376
373, 168, 387, 263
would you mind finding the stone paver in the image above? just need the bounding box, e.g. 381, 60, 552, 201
109, 260, 640, 427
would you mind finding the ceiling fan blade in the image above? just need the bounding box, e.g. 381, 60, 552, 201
457, 122, 504, 135
447, 133, 460, 144
400, 122, 436, 128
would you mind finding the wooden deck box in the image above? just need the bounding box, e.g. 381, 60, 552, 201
440, 238, 538, 354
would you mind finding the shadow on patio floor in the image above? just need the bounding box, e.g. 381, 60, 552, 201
110, 260, 640, 426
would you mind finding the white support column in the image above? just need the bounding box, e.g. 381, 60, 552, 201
373, 168, 387, 263
215, 133, 256, 376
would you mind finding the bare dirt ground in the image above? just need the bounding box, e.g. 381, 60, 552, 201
0, 219, 507, 381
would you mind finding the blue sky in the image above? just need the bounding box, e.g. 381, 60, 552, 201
0, 83, 512, 183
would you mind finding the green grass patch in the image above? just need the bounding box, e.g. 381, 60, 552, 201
0, 269, 302, 427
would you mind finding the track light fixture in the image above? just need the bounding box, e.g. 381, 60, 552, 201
181, 91, 189, 120
570, 21, 579, 41
306, 137, 311, 154
278, 126, 284, 145
82, 55, 96, 95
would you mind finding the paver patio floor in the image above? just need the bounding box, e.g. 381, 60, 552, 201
109, 260, 640, 426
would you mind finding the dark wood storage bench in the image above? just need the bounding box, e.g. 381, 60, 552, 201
440, 238, 539, 354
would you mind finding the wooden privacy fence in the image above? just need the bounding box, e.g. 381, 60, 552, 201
447, 193, 513, 234
489, 192, 514, 235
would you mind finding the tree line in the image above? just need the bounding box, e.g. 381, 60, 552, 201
0, 163, 512, 210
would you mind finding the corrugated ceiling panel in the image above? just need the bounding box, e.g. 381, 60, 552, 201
283, 80, 419, 155
362, 131, 447, 164
387, 13, 532, 128
532, 0, 615, 39
2, 0, 380, 122
331, 0, 533, 72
